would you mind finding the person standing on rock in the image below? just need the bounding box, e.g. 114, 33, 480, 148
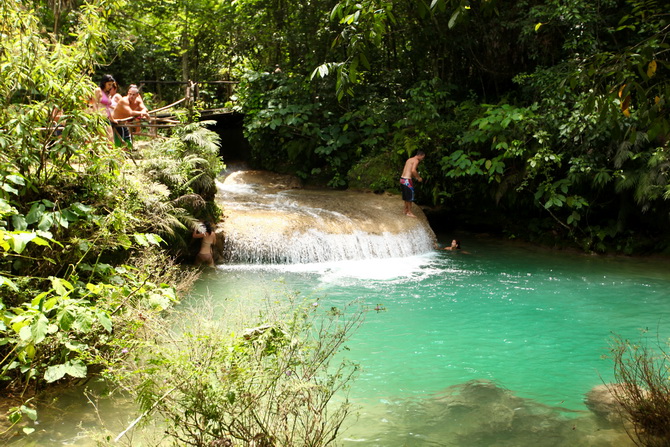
400, 151, 425, 217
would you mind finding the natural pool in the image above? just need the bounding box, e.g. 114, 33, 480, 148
182, 234, 670, 446
9, 235, 670, 446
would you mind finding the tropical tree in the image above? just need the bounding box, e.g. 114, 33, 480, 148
0, 1, 206, 436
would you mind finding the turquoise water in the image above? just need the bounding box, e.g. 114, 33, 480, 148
187, 235, 670, 446
10, 236, 669, 446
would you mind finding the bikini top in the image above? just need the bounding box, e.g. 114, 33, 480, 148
100, 91, 112, 117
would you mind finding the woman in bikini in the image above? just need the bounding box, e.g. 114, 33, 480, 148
91, 74, 116, 141
193, 221, 217, 267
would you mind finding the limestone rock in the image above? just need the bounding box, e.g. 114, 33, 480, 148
584, 384, 626, 424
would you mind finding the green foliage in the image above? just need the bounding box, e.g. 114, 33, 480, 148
347, 152, 398, 191
115, 296, 362, 446
142, 121, 224, 202
314, 0, 392, 100
135, 121, 224, 254
36, 0, 670, 258
3, 400, 37, 436
0, 1, 217, 437
104, 0, 235, 97
238, 71, 356, 186
0, 0, 121, 194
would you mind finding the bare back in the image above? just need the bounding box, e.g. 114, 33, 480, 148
402, 155, 423, 180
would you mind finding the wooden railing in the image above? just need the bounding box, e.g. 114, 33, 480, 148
114, 97, 187, 138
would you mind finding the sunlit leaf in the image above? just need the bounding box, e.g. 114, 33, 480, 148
0, 275, 19, 291
8, 232, 36, 254
448, 9, 460, 29
647, 60, 657, 78
145, 233, 164, 246
97, 311, 112, 332
0, 198, 16, 215
32, 314, 49, 344
1, 183, 18, 195
44, 364, 67, 383
133, 233, 149, 247
73, 313, 93, 332
19, 325, 32, 341
64, 359, 87, 378
5, 175, 24, 186
50, 277, 74, 296
58, 309, 76, 331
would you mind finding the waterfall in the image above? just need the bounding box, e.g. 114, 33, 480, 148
217, 171, 437, 264
222, 226, 436, 264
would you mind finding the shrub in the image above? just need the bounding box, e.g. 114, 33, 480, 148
113, 295, 363, 446
347, 152, 399, 192
608, 334, 670, 447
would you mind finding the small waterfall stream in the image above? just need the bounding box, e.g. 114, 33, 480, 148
217, 171, 437, 264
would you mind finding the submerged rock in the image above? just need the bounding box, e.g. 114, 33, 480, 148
584, 384, 627, 425
344, 380, 635, 446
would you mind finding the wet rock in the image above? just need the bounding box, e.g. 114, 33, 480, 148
217, 170, 437, 263
223, 170, 302, 190
584, 384, 626, 425
344, 380, 636, 446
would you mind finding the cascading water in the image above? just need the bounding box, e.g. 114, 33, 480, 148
217, 171, 437, 264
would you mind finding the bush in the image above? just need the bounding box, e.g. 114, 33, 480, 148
113, 295, 363, 446
347, 152, 399, 192
608, 334, 670, 447
0, 1, 222, 437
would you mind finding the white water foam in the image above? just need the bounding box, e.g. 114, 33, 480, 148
223, 226, 436, 264
215, 251, 451, 283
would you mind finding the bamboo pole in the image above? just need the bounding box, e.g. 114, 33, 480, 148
149, 98, 186, 114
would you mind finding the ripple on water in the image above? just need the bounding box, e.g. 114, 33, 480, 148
194, 239, 668, 447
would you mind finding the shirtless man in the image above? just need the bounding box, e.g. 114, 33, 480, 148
111, 85, 148, 147
400, 151, 426, 217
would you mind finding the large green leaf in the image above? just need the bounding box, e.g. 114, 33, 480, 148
96, 310, 113, 332
44, 364, 67, 383
11, 215, 27, 231
64, 360, 87, 378
50, 277, 74, 296
31, 314, 49, 344
8, 232, 36, 254
25, 203, 45, 225
58, 308, 76, 331
7, 232, 50, 254
44, 360, 87, 382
